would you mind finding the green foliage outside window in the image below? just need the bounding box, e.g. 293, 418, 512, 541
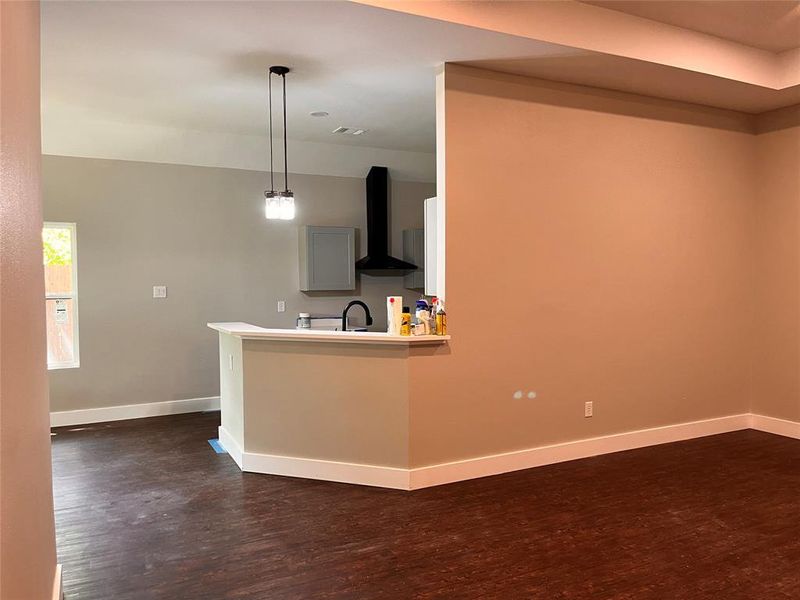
43, 228, 72, 266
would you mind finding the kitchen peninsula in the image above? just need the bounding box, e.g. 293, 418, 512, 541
208, 322, 449, 489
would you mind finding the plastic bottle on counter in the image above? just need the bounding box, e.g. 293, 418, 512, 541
400, 307, 411, 336
435, 299, 447, 336
430, 297, 439, 335
415, 299, 431, 335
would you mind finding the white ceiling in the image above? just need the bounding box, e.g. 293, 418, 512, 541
42, 0, 567, 155
42, 0, 800, 177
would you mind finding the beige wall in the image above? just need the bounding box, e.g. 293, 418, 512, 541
240, 339, 410, 467
409, 65, 759, 467
0, 2, 59, 598
753, 106, 800, 422
40, 68, 799, 477
42, 156, 434, 412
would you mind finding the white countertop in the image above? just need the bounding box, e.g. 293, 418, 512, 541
208, 322, 450, 346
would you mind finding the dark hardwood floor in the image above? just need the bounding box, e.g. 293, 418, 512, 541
52, 413, 800, 600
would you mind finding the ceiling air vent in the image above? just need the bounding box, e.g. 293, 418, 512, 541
332, 127, 368, 136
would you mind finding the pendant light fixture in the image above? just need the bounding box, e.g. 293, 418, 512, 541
264, 66, 295, 220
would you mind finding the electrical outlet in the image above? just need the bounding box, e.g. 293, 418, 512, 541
277, 300, 286, 313
152, 285, 167, 299
584, 401, 593, 418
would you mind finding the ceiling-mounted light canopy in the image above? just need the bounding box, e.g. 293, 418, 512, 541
264, 65, 295, 220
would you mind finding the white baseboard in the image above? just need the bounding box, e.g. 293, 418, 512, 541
65, 410, 798, 489
409, 413, 752, 489
52, 564, 62, 600
50, 396, 220, 427
220, 413, 753, 490
243, 450, 410, 490
750, 413, 800, 439
217, 426, 244, 470
218, 426, 408, 489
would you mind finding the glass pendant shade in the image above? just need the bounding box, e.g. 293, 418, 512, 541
265, 191, 281, 220
279, 192, 295, 220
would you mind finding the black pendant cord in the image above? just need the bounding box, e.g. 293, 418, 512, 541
282, 72, 289, 193
267, 66, 290, 198
268, 72, 274, 193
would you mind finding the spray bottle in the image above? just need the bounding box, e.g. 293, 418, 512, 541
435, 298, 447, 336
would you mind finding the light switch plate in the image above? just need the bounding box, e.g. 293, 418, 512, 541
153, 285, 167, 299
277, 300, 286, 313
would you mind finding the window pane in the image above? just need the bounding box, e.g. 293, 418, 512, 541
46, 298, 76, 366
43, 227, 73, 295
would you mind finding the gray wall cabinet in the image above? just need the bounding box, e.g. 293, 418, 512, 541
299, 226, 356, 291
403, 228, 425, 290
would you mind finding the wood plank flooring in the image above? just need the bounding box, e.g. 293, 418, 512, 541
52, 413, 800, 599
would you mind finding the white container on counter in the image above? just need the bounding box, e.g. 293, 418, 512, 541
386, 296, 402, 336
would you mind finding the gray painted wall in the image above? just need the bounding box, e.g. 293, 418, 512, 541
43, 155, 434, 411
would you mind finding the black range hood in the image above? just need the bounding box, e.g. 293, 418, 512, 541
355, 166, 418, 273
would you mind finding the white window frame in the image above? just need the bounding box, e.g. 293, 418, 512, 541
44, 221, 80, 370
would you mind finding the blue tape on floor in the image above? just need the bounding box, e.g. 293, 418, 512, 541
208, 438, 226, 454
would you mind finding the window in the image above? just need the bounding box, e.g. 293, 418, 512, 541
43, 222, 80, 369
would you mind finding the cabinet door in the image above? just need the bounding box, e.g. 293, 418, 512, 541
299, 226, 356, 291
403, 228, 425, 290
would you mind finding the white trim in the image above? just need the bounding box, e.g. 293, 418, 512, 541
408, 414, 752, 490
750, 413, 800, 439
218, 424, 408, 489
57, 410, 799, 489
434, 66, 446, 300
217, 426, 244, 470
50, 396, 220, 427
221, 413, 753, 491
52, 564, 62, 600
241, 451, 410, 490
